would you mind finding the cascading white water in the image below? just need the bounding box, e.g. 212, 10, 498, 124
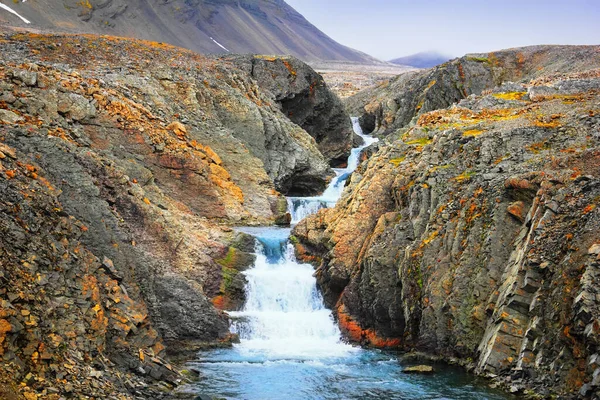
229, 118, 378, 359
287, 118, 379, 224
229, 233, 354, 359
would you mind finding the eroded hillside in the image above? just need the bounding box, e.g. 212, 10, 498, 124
0, 31, 350, 399
295, 46, 600, 397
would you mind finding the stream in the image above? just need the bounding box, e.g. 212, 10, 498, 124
183, 119, 510, 399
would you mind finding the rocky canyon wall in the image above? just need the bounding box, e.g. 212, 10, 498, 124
295, 45, 600, 398
0, 31, 351, 399
347, 45, 600, 138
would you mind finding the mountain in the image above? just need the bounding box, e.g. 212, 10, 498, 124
0, 0, 380, 64
389, 51, 453, 68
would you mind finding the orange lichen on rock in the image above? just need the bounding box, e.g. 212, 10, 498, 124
493, 92, 527, 101
282, 60, 297, 78
47, 127, 69, 141
81, 275, 101, 303
209, 163, 231, 181
463, 129, 484, 137
507, 201, 527, 223
199, 144, 222, 165
453, 170, 475, 183
90, 304, 108, 333
532, 113, 563, 129
337, 305, 401, 348
254, 55, 278, 62
337, 305, 364, 343
209, 164, 244, 203
167, 121, 187, 138
526, 140, 552, 153
152, 340, 166, 356
417, 106, 521, 131
505, 177, 534, 191
211, 295, 226, 310
0, 319, 12, 356
294, 243, 321, 264
364, 331, 402, 348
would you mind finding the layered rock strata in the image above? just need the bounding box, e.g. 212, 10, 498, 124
226, 55, 356, 168
0, 31, 347, 399
295, 46, 600, 397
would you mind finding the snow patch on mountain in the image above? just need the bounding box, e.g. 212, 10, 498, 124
0, 1, 30, 24
210, 37, 230, 52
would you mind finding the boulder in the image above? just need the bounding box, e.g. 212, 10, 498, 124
403, 365, 435, 374
0, 109, 23, 124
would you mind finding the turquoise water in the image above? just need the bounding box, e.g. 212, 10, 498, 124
183, 228, 509, 400
182, 119, 511, 400
187, 348, 509, 400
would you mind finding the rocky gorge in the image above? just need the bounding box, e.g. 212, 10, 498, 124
2, 25, 600, 400
294, 45, 600, 398
0, 30, 354, 399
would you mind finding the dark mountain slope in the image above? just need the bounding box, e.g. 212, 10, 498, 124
0, 0, 380, 64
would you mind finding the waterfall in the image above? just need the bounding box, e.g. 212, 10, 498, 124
229, 230, 351, 359
229, 118, 377, 360
287, 118, 379, 224
189, 119, 510, 400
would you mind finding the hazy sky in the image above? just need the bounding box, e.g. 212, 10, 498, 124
285, 0, 600, 60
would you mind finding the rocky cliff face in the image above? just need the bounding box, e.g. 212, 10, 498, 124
348, 45, 600, 137
294, 46, 600, 397
0, 0, 380, 64
0, 31, 348, 399
227, 54, 355, 168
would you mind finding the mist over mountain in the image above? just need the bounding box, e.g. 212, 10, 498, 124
389, 51, 453, 68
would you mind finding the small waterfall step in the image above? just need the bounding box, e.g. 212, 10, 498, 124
287, 117, 378, 224
225, 117, 377, 360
